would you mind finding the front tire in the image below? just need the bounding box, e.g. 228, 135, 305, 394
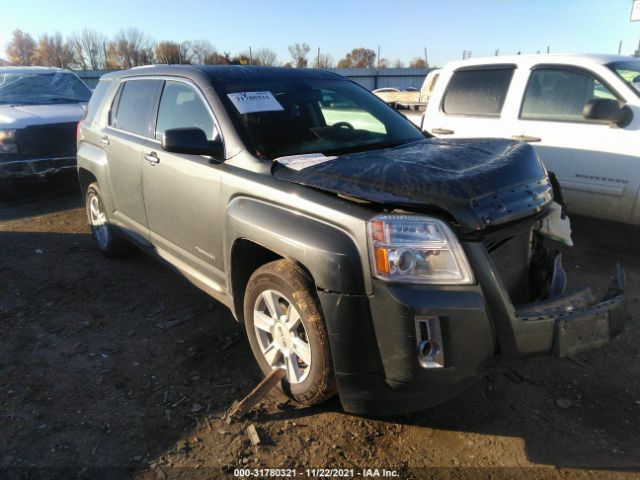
244, 259, 337, 406
85, 182, 132, 258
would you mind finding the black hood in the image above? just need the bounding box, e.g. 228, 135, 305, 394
273, 138, 553, 231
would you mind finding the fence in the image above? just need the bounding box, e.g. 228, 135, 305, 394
74, 67, 433, 90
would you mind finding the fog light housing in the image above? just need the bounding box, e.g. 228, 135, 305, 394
416, 316, 444, 368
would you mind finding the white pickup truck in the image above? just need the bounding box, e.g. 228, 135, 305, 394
423, 54, 640, 225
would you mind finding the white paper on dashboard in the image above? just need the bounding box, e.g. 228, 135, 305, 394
275, 153, 338, 171
226, 91, 284, 114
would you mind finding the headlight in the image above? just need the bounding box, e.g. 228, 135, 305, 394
367, 214, 474, 284
0, 129, 18, 154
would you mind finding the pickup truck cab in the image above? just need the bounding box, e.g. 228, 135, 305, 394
423, 54, 640, 225
77, 65, 627, 415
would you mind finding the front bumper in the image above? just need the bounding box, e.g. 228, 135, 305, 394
319, 243, 628, 416
0, 156, 77, 180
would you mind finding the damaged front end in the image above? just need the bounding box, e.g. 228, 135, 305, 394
274, 138, 628, 362
476, 202, 627, 359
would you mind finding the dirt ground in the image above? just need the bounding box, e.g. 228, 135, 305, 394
1, 185, 640, 480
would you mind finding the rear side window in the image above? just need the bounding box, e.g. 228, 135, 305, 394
155, 81, 216, 140
521, 68, 618, 122
85, 79, 111, 125
442, 68, 514, 116
112, 80, 158, 136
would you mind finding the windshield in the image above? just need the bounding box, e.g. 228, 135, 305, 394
216, 78, 423, 158
608, 60, 640, 97
0, 72, 91, 105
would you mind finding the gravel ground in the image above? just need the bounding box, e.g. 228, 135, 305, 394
1, 186, 639, 480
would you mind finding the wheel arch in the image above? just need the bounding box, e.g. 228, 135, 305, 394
225, 197, 366, 322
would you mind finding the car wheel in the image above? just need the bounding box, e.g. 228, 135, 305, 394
244, 259, 337, 405
85, 182, 131, 258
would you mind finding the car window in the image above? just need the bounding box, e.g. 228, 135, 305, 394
442, 68, 514, 116
217, 78, 421, 158
608, 60, 640, 97
319, 88, 386, 134
521, 68, 618, 122
155, 81, 216, 141
0, 71, 91, 105
85, 79, 111, 125
112, 79, 159, 137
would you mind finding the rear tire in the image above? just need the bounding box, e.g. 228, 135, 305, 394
244, 259, 337, 406
85, 182, 132, 258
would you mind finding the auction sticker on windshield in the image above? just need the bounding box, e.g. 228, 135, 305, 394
227, 91, 284, 114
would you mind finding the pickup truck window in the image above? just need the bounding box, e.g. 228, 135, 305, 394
0, 71, 90, 105
608, 60, 640, 97
155, 81, 217, 141
442, 68, 514, 116
112, 79, 159, 137
521, 68, 617, 123
217, 78, 422, 158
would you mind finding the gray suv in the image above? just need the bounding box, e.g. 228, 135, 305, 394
77, 65, 627, 415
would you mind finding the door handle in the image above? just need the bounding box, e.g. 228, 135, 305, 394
144, 152, 160, 164
432, 128, 454, 135
100, 135, 110, 145
512, 135, 541, 143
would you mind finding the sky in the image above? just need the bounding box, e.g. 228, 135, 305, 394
1, 0, 640, 67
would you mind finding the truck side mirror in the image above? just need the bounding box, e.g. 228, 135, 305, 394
582, 98, 633, 127
162, 127, 223, 158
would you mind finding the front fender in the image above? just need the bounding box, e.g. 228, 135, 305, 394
224, 196, 365, 295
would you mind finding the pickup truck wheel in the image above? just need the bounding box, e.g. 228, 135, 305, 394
244, 260, 337, 406
85, 183, 131, 258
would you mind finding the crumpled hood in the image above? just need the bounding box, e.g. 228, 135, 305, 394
273, 138, 553, 231
0, 103, 86, 128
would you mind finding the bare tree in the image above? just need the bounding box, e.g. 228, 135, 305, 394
70, 28, 107, 70
113, 28, 154, 68
191, 40, 215, 64
313, 53, 333, 69
337, 48, 376, 68
255, 48, 277, 66
393, 59, 405, 68
409, 57, 427, 68
378, 57, 389, 69
288, 42, 310, 68
155, 41, 181, 64
6, 29, 36, 66
35, 32, 75, 68
178, 41, 192, 64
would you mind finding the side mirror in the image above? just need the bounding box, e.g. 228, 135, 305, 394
583, 98, 633, 127
162, 127, 223, 158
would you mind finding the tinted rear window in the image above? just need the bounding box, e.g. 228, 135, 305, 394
113, 80, 158, 136
442, 68, 514, 116
85, 79, 111, 125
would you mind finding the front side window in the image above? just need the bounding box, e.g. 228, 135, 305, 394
521, 68, 617, 122
112, 80, 158, 137
217, 78, 422, 158
0, 71, 91, 105
155, 81, 216, 141
442, 68, 514, 116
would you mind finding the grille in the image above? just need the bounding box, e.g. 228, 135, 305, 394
16, 122, 77, 157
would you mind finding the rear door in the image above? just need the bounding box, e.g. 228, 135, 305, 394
104, 78, 162, 240
423, 65, 516, 137
140, 79, 226, 290
510, 65, 639, 223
